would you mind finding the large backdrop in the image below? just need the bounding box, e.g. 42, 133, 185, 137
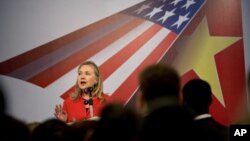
0, 0, 249, 126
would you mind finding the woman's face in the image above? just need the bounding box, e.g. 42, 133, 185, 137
77, 64, 97, 90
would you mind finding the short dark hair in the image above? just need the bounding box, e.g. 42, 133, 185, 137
182, 79, 212, 112
139, 64, 180, 101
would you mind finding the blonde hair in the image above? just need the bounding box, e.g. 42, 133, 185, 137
71, 61, 104, 102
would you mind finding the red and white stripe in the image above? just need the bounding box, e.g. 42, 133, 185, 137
0, 13, 177, 104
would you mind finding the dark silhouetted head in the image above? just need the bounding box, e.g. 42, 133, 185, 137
182, 79, 212, 113
139, 64, 180, 102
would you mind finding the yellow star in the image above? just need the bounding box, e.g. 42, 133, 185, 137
173, 17, 241, 107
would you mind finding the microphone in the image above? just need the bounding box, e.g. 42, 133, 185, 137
83, 86, 94, 118
83, 87, 93, 105
83, 87, 93, 94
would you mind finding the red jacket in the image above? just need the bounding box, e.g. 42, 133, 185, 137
63, 94, 111, 123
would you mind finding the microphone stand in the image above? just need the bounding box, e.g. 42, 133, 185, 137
88, 90, 94, 118
83, 87, 94, 118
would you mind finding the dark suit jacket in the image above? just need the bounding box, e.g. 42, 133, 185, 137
193, 116, 229, 141
139, 105, 196, 141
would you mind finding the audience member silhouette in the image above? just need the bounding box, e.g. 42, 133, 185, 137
89, 102, 140, 141
0, 84, 31, 141
67, 119, 97, 141
31, 118, 70, 141
0, 85, 5, 116
27, 121, 41, 132
182, 78, 229, 141
137, 64, 195, 141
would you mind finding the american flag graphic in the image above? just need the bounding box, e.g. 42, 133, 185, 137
0, 0, 206, 105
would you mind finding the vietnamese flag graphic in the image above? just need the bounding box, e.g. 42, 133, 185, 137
166, 0, 247, 126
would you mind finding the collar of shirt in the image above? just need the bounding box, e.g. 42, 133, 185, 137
194, 113, 212, 120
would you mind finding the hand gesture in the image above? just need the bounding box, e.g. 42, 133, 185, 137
54, 104, 67, 122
